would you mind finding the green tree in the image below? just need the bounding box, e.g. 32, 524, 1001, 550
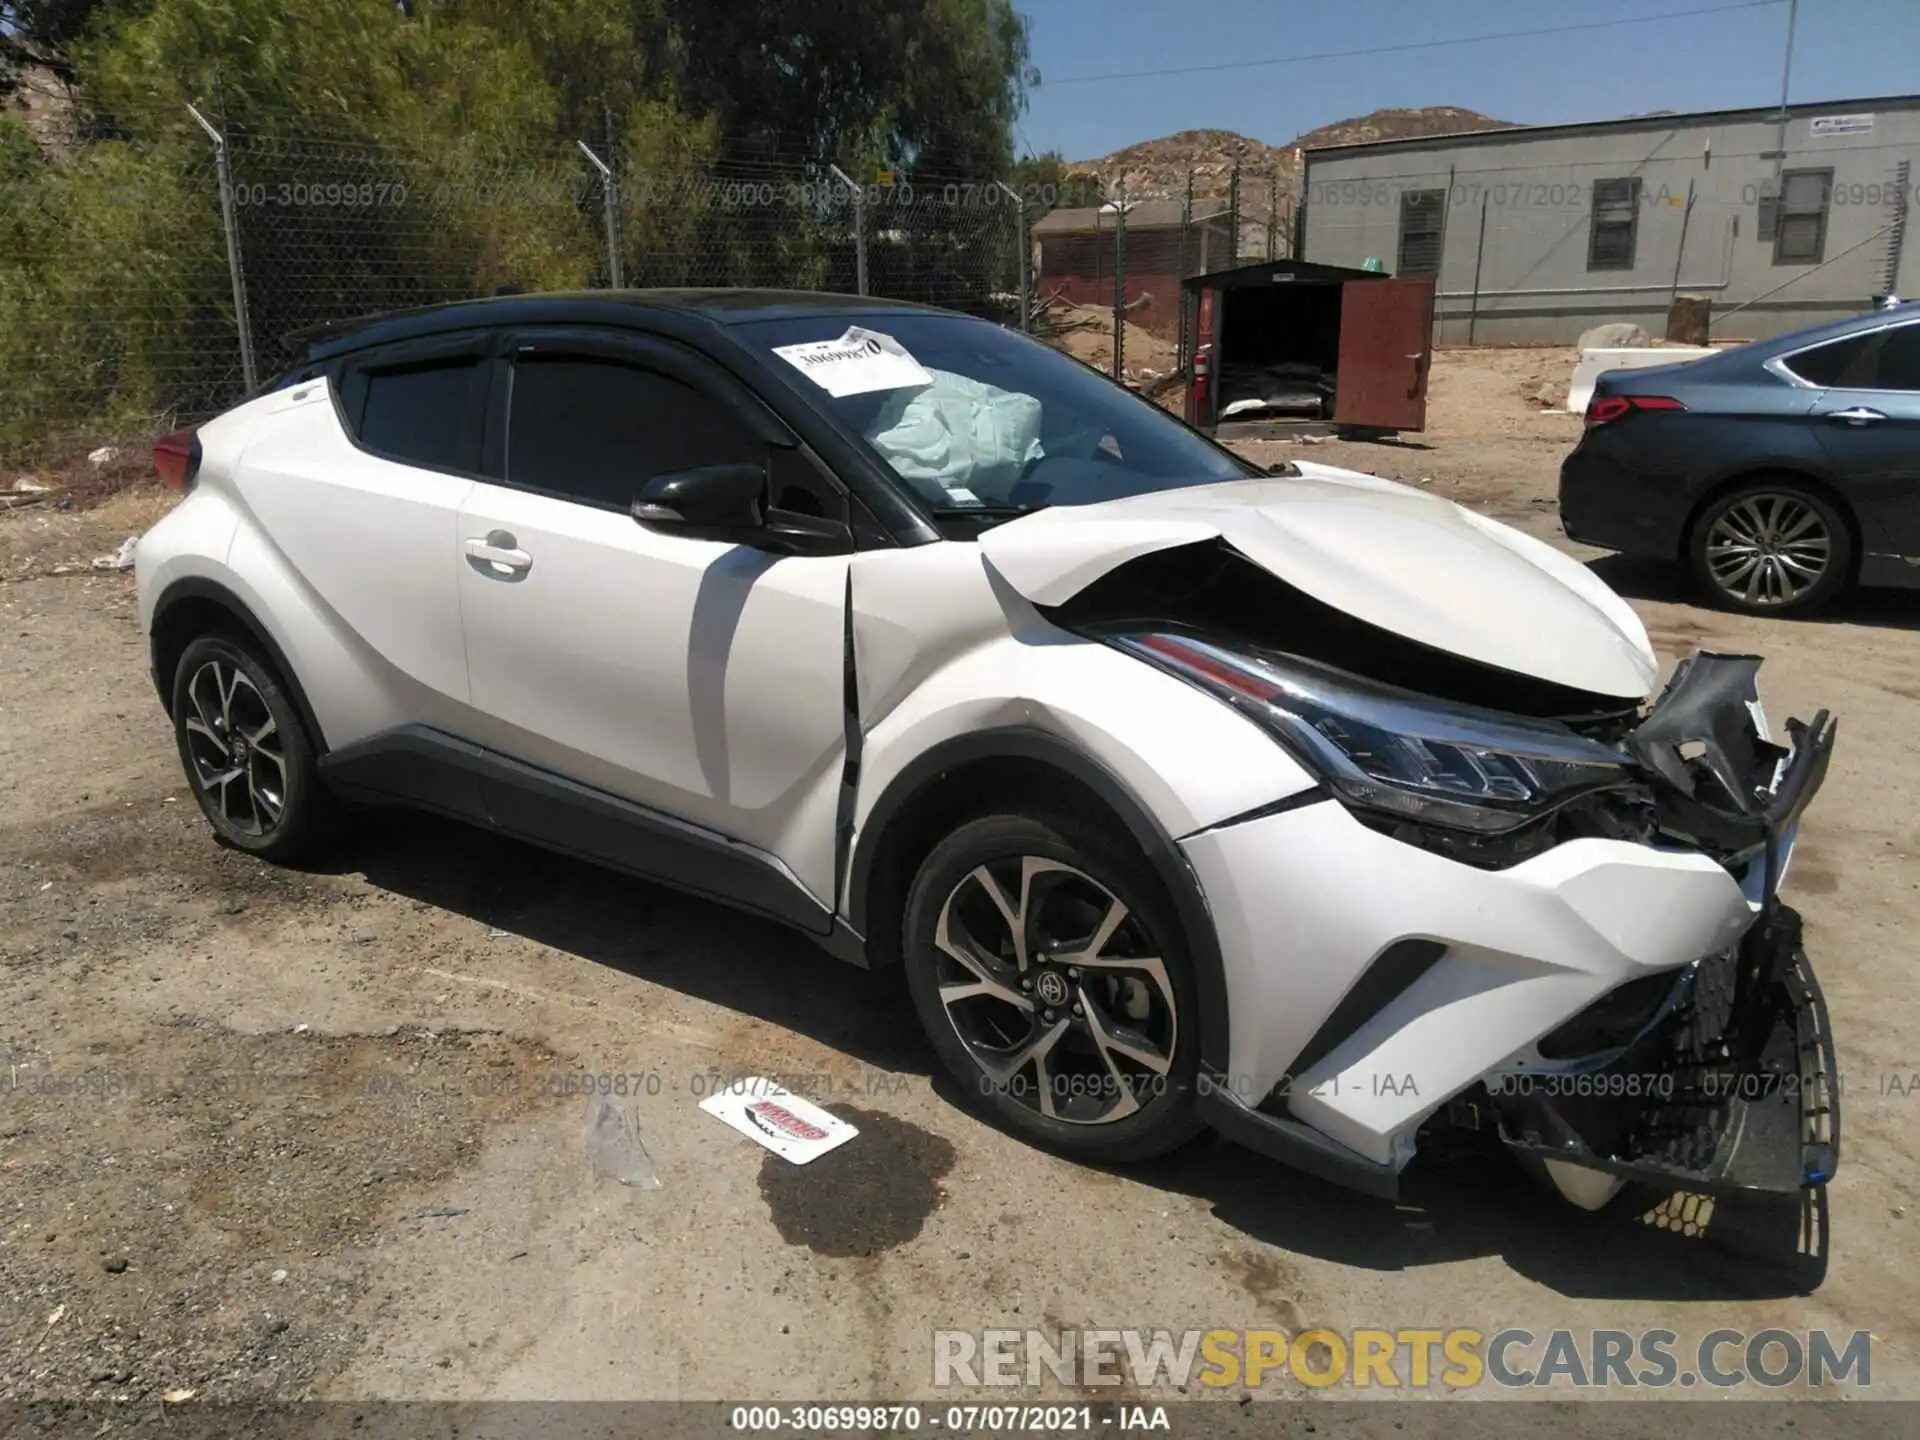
659, 0, 1034, 175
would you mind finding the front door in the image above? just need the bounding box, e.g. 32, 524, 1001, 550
1333, 277, 1435, 432
1805, 316, 1920, 563
454, 331, 852, 907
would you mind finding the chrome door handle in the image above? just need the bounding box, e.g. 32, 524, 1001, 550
1822, 406, 1886, 425
465, 531, 532, 577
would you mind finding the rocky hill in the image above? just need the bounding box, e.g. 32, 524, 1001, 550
1067, 106, 1516, 256
1291, 105, 1514, 151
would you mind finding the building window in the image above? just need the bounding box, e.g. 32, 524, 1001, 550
1756, 178, 1779, 243
1774, 168, 1832, 265
1587, 177, 1641, 270
1396, 189, 1445, 278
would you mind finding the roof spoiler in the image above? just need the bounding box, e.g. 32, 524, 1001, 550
281, 286, 529, 354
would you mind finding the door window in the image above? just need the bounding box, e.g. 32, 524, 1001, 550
1785, 322, 1920, 390
1872, 323, 1920, 390
505, 353, 759, 509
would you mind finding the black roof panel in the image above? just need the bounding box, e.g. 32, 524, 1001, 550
295, 288, 952, 361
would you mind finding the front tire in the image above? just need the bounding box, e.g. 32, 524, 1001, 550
902, 811, 1203, 1162
171, 634, 327, 862
1689, 480, 1852, 615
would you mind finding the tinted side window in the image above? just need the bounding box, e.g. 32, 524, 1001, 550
1783, 333, 1875, 388
1873, 323, 1920, 391
1786, 323, 1920, 390
506, 355, 758, 508
352, 356, 484, 470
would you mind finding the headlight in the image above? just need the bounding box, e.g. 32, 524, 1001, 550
1111, 631, 1633, 834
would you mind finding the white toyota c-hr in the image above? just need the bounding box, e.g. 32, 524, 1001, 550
136, 290, 1840, 1210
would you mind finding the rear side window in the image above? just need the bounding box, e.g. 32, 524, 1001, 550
344, 354, 485, 471
1784, 333, 1875, 387
505, 354, 758, 509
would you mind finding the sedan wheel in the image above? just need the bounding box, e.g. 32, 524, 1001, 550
1691, 482, 1852, 616
903, 813, 1201, 1161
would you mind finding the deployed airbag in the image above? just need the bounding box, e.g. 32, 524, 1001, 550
864, 368, 1043, 502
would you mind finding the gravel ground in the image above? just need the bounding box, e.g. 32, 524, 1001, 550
1, 349, 1915, 1417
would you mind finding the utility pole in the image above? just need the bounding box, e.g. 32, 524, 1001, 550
1227, 155, 1241, 263
1772, 0, 1799, 181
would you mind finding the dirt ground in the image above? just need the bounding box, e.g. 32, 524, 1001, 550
2, 349, 1917, 1418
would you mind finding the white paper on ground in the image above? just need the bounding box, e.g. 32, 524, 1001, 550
772, 326, 933, 398
699, 1078, 859, 1164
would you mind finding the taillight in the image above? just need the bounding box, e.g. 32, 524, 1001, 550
154, 427, 200, 490
1584, 394, 1686, 428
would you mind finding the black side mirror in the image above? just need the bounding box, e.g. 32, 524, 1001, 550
632, 459, 855, 555
633, 462, 767, 530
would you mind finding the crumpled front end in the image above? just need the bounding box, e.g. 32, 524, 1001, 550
1178, 649, 1839, 1203
1488, 652, 1839, 1199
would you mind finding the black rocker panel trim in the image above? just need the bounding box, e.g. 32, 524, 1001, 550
319, 726, 836, 940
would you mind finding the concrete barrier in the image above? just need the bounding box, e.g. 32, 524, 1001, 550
1566, 346, 1716, 414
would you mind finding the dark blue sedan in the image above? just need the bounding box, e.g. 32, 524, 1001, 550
1559, 305, 1920, 614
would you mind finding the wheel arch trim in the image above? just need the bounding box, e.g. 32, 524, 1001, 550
149, 576, 332, 755
845, 725, 1232, 1075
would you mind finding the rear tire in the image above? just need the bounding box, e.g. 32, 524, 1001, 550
171, 634, 328, 863
902, 811, 1203, 1163
1688, 480, 1852, 616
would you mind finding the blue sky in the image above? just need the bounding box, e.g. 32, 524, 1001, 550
1018, 0, 1920, 160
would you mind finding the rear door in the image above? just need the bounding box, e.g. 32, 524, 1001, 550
1333, 277, 1435, 432
454, 327, 854, 905
1800, 317, 1920, 563
231, 332, 486, 715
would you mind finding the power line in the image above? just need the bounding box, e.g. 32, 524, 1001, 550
1047, 0, 1785, 86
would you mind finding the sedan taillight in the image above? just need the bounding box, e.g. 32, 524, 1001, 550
1584, 394, 1686, 428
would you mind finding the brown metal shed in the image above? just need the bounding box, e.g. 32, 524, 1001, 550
1033, 201, 1234, 343
1180, 259, 1436, 437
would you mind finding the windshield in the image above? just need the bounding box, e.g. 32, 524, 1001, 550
734, 313, 1252, 519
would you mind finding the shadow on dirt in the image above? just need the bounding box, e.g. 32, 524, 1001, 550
1130, 1130, 1829, 1302
320, 808, 1828, 1304
1588, 552, 1920, 632
315, 807, 927, 1076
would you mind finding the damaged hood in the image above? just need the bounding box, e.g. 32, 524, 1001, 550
980, 463, 1658, 700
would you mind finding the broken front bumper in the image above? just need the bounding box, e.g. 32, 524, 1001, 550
1187, 650, 1840, 1201
1494, 650, 1842, 1194
1491, 901, 1840, 1194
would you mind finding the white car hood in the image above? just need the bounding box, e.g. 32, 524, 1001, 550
978, 463, 1658, 700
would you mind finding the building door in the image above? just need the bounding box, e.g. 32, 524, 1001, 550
1333, 278, 1435, 432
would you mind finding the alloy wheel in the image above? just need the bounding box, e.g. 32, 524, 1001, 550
932, 855, 1177, 1125
1703, 493, 1832, 608
182, 658, 287, 837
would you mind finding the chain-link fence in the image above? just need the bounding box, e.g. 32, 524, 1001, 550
1031, 163, 1300, 393
0, 95, 1030, 469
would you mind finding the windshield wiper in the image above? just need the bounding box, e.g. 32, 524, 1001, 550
927, 504, 1046, 518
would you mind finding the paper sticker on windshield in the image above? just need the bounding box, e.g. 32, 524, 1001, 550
773, 326, 933, 397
